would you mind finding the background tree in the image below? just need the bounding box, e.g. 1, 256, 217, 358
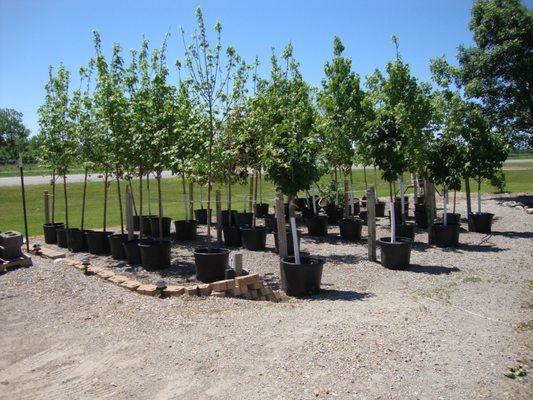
0, 108, 31, 164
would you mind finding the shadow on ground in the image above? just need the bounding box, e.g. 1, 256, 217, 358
403, 264, 460, 275
307, 289, 374, 301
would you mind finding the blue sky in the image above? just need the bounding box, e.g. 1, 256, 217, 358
0, 0, 523, 136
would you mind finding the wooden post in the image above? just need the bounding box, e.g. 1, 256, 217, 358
44, 190, 50, 224
425, 180, 435, 244
188, 182, 194, 222
344, 178, 350, 218
126, 186, 134, 241
366, 186, 376, 261
215, 190, 222, 245
233, 253, 243, 276
275, 194, 288, 258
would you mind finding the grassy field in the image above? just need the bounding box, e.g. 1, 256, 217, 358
508, 150, 533, 159
0, 164, 85, 177
1, 166, 532, 237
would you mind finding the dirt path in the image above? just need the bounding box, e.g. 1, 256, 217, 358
1, 196, 532, 399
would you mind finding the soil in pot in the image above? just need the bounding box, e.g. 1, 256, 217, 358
194, 248, 229, 283
220, 210, 238, 226
123, 238, 142, 265
264, 214, 278, 232
140, 215, 156, 236
66, 228, 85, 252
306, 215, 328, 237
378, 236, 412, 269
194, 209, 210, 225
273, 229, 301, 255
325, 204, 343, 225
280, 256, 324, 297
240, 226, 268, 251
86, 231, 112, 255
109, 234, 130, 260
222, 225, 242, 247
56, 228, 68, 248
43, 222, 65, 244
254, 203, 269, 218
174, 220, 197, 241
149, 217, 172, 238
433, 223, 460, 247
235, 212, 253, 227
394, 223, 416, 241
469, 212, 494, 233
139, 239, 172, 270
339, 218, 363, 241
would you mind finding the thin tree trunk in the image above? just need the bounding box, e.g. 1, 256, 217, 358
147, 173, 152, 215
363, 166, 368, 190
129, 180, 138, 216
477, 178, 482, 213
103, 170, 108, 232
453, 190, 457, 214
248, 174, 254, 212
63, 173, 69, 228
116, 166, 124, 235
81, 166, 88, 230
200, 184, 204, 209
334, 167, 339, 205
227, 179, 232, 225
373, 165, 378, 202
182, 173, 188, 220
157, 172, 163, 243
139, 169, 143, 238
254, 170, 258, 205
413, 173, 418, 201
389, 182, 395, 243
52, 169, 56, 224
259, 169, 263, 203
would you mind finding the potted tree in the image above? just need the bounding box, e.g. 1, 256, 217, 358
318, 37, 366, 241
181, 8, 243, 282
37, 66, 66, 244
260, 44, 325, 296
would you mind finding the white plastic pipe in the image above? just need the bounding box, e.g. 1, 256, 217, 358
390, 201, 396, 244
350, 185, 354, 215
399, 175, 405, 222
290, 216, 300, 264
443, 188, 448, 227
478, 188, 482, 213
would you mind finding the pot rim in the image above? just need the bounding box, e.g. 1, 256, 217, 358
281, 256, 324, 266
240, 226, 269, 232
378, 236, 412, 245
139, 239, 172, 247
194, 247, 230, 255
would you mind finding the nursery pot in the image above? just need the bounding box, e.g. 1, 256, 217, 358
325, 204, 343, 225
306, 215, 328, 237
109, 233, 130, 260
43, 222, 65, 244
240, 226, 268, 251
395, 222, 416, 241
440, 213, 461, 226
254, 203, 269, 218
347, 200, 361, 216
280, 256, 324, 297
222, 225, 242, 247
123, 238, 142, 265
414, 204, 428, 229
141, 215, 157, 236
339, 218, 363, 241
273, 229, 301, 255
469, 212, 494, 234
149, 217, 172, 238
416, 195, 425, 205
378, 237, 412, 269
139, 239, 171, 270
433, 223, 460, 247
393, 199, 409, 218
56, 228, 68, 248
81, 229, 92, 251
86, 231, 112, 255
264, 214, 279, 232
66, 228, 85, 252
133, 215, 140, 231
174, 220, 197, 241
220, 210, 238, 226
235, 212, 253, 227
194, 209, 210, 225
358, 210, 368, 225
194, 247, 229, 283
375, 201, 385, 217
294, 198, 308, 210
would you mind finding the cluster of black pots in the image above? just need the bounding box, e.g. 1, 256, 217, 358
194, 247, 229, 283
194, 209, 210, 225
66, 228, 91, 252
55, 227, 69, 248
394, 222, 416, 241
86, 231, 113, 255
139, 239, 172, 270
43, 222, 65, 244
433, 223, 460, 247
378, 236, 412, 269
469, 212, 494, 233
339, 218, 363, 241
264, 215, 278, 232
149, 217, 172, 238
280, 256, 324, 297
174, 220, 197, 241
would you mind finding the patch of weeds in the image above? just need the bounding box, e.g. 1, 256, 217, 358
528, 280, 533, 289
0, 380, 8, 385
517, 321, 533, 331
504, 366, 527, 379
463, 276, 482, 284
422, 282, 458, 304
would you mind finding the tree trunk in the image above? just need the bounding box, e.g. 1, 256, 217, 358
259, 169, 263, 203
373, 165, 378, 202
389, 182, 395, 243
63, 173, 69, 228
248, 173, 254, 212
116, 166, 124, 235
51, 170, 56, 224
182, 173, 188, 220
477, 178, 482, 213
147, 173, 152, 215
139, 169, 143, 239
453, 190, 456, 214
129, 180, 138, 216
227, 178, 232, 225
81, 166, 88, 230
157, 172, 163, 243
363, 166, 368, 190
465, 177, 472, 217
334, 167, 339, 205
103, 170, 108, 232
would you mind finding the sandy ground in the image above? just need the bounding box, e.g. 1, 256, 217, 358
1, 194, 532, 400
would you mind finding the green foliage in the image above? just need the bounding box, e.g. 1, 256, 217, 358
426, 135, 466, 191
0, 108, 31, 163
489, 169, 506, 193
258, 44, 324, 196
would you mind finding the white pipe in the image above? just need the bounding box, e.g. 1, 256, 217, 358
399, 175, 405, 222
478, 188, 481, 213
290, 216, 300, 264
312, 190, 317, 214
184, 185, 189, 221
147, 173, 151, 215
443, 188, 448, 227
390, 201, 396, 244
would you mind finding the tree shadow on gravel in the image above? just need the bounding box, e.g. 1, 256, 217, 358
307, 290, 374, 301
489, 231, 533, 239
322, 254, 363, 265
403, 264, 460, 275
451, 242, 507, 253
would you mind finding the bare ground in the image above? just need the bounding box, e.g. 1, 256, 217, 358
1, 194, 532, 400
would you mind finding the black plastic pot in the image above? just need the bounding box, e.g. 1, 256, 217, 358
123, 239, 142, 265
240, 226, 268, 251
133, 215, 140, 231
109, 233, 130, 260
273, 229, 301, 255
306, 215, 328, 237
416, 195, 425, 205
139, 239, 171, 270
254, 203, 269, 218
378, 237, 412, 269
149, 217, 172, 238
294, 198, 307, 210
220, 210, 238, 226
375, 201, 385, 217
280, 256, 324, 297
141, 215, 156, 236
66, 228, 85, 252
56, 228, 68, 248
174, 220, 197, 241
194, 247, 229, 283
43, 222, 65, 244
433, 223, 460, 247
358, 211, 368, 225
469, 212, 494, 233
325, 204, 343, 225
347, 200, 361, 216
236, 212, 253, 227
414, 204, 428, 229
194, 209, 210, 225
339, 218, 363, 241
86, 231, 112, 255
394, 223, 416, 241
440, 213, 461, 226
222, 225, 242, 247
264, 214, 278, 232
393, 199, 409, 218
81, 229, 92, 251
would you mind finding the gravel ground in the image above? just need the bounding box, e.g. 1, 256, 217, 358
1, 194, 532, 399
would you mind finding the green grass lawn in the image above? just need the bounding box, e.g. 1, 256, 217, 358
0, 164, 85, 177
1, 167, 531, 237
508, 150, 533, 159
